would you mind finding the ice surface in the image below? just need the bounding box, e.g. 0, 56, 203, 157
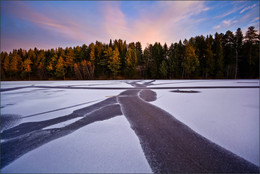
1, 87, 124, 123
152, 86, 259, 166
151, 79, 259, 87
1, 80, 134, 89
42, 117, 83, 130
1, 80, 259, 172
2, 116, 152, 173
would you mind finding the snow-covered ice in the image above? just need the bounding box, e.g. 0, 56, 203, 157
1, 116, 152, 173
1, 79, 259, 172
151, 79, 259, 87
1, 87, 123, 123
1, 80, 134, 89
151, 81, 259, 166
42, 117, 83, 130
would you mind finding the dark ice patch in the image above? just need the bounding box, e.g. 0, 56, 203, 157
1, 103, 15, 109
139, 89, 157, 102
171, 90, 200, 93
1, 114, 22, 132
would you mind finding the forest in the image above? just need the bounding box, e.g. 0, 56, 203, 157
0, 26, 259, 80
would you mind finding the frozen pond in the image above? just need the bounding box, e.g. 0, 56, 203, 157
1, 80, 259, 173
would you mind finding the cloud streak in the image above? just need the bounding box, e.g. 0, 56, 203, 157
102, 1, 209, 47
1, 1, 259, 52
2, 1, 99, 46
240, 3, 257, 14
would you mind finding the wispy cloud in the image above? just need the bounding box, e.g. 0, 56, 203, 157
216, 6, 244, 19
213, 25, 221, 29
3, 1, 99, 45
1, 1, 259, 52
102, 1, 209, 47
251, 17, 259, 23
103, 2, 129, 40
223, 19, 238, 26
212, 18, 238, 32
240, 3, 257, 14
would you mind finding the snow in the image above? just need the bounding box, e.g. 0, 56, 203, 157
1, 80, 134, 89
2, 116, 152, 173
1, 79, 259, 172
1, 87, 124, 123
42, 117, 82, 130
151, 79, 259, 87
151, 82, 259, 166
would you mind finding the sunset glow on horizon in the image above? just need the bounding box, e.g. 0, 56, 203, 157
1, 1, 259, 52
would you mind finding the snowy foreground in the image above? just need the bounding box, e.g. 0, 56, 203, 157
0, 80, 259, 173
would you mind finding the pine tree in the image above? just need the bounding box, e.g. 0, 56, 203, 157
214, 33, 224, 78
151, 42, 163, 78
143, 45, 152, 78
234, 28, 243, 78
47, 54, 58, 78
36, 50, 45, 69
125, 47, 138, 77
3, 53, 10, 78
80, 44, 88, 62
182, 42, 199, 78
160, 60, 168, 78
223, 30, 235, 78
244, 26, 259, 77
89, 43, 95, 78
1, 28, 259, 80
135, 42, 143, 64
37, 60, 46, 80
244, 26, 258, 65
108, 47, 121, 78
174, 41, 184, 78
167, 44, 175, 79
74, 46, 82, 62
10, 51, 20, 77
65, 47, 75, 77
80, 60, 91, 79
27, 49, 36, 73
57, 47, 65, 58
205, 35, 214, 78
22, 59, 33, 80
74, 63, 82, 80
55, 56, 65, 79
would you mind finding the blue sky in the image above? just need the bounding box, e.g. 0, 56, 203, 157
1, 1, 259, 52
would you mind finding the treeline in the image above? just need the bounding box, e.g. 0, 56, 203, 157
1, 26, 259, 80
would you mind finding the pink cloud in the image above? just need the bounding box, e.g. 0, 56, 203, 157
103, 2, 130, 40
5, 1, 98, 44
102, 1, 209, 47
2, 1, 212, 51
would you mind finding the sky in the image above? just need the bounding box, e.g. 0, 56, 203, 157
1, 1, 259, 52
